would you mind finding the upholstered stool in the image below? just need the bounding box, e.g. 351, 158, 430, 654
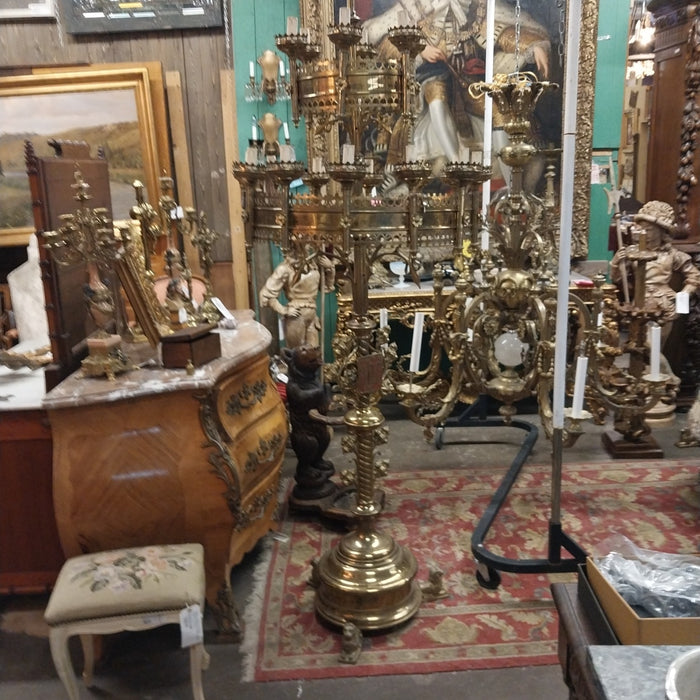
45, 543, 209, 700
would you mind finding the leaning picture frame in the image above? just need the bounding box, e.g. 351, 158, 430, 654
113, 221, 172, 347
0, 0, 55, 20
58, 0, 223, 34
299, 0, 599, 259
0, 65, 164, 247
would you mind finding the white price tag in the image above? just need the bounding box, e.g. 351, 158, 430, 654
180, 604, 203, 648
211, 297, 235, 321
676, 291, 690, 314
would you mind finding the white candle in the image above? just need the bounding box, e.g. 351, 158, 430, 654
312, 156, 323, 173
280, 144, 294, 162
480, 228, 489, 251
251, 122, 258, 141
650, 323, 661, 378
571, 355, 588, 418
286, 16, 299, 34
397, 10, 408, 25
283, 122, 290, 141
245, 146, 258, 165
676, 291, 690, 314
280, 62, 286, 78
249, 61, 255, 79
342, 144, 355, 164
379, 308, 388, 328
405, 144, 416, 162
409, 312, 425, 373
339, 6, 351, 24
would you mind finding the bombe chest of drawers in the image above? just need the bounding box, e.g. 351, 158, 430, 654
43, 312, 288, 638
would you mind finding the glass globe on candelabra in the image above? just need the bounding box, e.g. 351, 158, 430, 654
494, 330, 529, 377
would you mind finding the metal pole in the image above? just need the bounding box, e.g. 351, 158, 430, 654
551, 0, 582, 528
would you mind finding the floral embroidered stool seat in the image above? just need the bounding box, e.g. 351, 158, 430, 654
44, 543, 209, 700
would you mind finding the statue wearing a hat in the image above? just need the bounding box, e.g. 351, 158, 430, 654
611, 200, 700, 345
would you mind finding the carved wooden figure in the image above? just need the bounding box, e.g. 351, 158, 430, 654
282, 344, 337, 503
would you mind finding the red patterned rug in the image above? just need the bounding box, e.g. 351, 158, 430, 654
241, 459, 699, 681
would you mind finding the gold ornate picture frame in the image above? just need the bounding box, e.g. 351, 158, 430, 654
298, 0, 598, 259
0, 65, 164, 247
0, 0, 55, 20
113, 223, 172, 347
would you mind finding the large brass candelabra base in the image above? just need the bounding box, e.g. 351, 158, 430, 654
314, 404, 421, 630
315, 521, 422, 630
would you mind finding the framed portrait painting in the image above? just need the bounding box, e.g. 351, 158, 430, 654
58, 0, 223, 34
300, 0, 599, 257
0, 66, 163, 246
0, 1, 55, 20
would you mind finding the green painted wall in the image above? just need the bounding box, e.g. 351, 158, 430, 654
588, 1, 631, 263
231, 0, 305, 166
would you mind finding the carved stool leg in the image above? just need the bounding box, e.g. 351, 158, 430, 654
49, 627, 80, 700
80, 634, 95, 686
189, 642, 210, 700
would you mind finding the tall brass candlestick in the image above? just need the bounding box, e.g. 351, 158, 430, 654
314, 163, 421, 630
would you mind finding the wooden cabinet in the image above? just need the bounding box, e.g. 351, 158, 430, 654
43, 314, 287, 638
0, 407, 64, 593
647, 1, 699, 240
551, 580, 618, 700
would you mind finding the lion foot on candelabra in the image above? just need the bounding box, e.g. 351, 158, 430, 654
338, 621, 363, 664
421, 569, 449, 602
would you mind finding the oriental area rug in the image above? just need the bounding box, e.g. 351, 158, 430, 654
241, 459, 699, 682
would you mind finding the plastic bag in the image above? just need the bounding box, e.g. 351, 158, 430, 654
593, 534, 700, 619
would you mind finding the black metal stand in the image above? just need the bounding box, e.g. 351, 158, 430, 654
434, 396, 488, 449
434, 404, 587, 589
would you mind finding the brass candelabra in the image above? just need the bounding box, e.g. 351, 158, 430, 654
390, 73, 596, 444
233, 3, 674, 626
43, 169, 132, 380
588, 235, 676, 458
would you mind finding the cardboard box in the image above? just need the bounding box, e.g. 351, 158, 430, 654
586, 556, 700, 645
576, 564, 619, 644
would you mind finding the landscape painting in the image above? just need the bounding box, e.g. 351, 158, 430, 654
0, 67, 161, 245
0, 89, 143, 231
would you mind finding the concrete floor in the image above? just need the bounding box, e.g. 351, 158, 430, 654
1, 400, 696, 699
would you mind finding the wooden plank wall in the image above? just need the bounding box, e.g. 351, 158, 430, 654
0, 18, 236, 301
